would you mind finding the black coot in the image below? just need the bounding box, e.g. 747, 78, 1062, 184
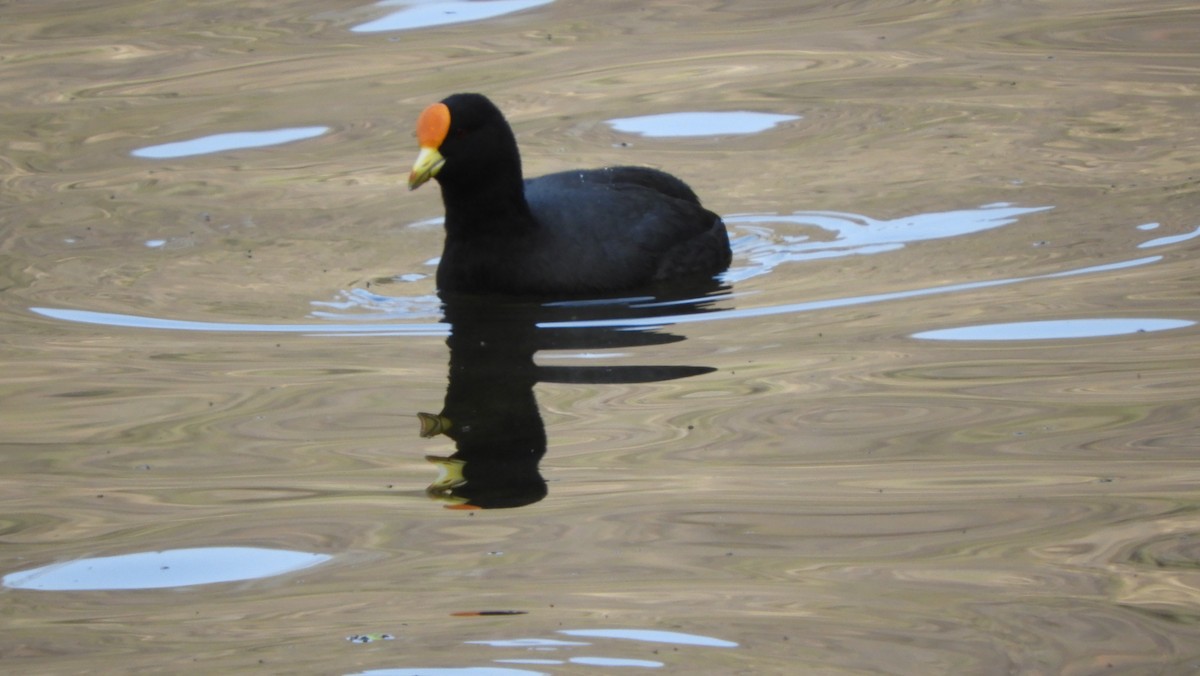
408, 93, 732, 296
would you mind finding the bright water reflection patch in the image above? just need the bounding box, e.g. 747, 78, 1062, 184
310, 289, 443, 321
913, 318, 1194, 341
725, 203, 1053, 283
31, 256, 1165, 335
352, 0, 554, 33
350, 669, 546, 676
3, 547, 331, 591
132, 127, 329, 159
569, 656, 664, 666
401, 627, 734, 675
536, 256, 1162, 330
30, 307, 448, 336
1137, 224, 1200, 249
607, 111, 799, 137
33, 205, 1184, 335
468, 639, 589, 648
558, 628, 738, 647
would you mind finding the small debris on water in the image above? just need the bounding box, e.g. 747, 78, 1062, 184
346, 633, 395, 644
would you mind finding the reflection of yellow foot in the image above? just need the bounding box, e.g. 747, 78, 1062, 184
424, 456, 481, 509
417, 411, 452, 438
425, 455, 466, 490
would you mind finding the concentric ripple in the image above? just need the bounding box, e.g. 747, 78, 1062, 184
31, 204, 1187, 336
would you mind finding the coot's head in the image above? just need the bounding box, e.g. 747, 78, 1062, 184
408, 93, 522, 191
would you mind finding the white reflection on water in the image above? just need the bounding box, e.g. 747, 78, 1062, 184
4, 547, 331, 591
569, 656, 664, 667
1137, 224, 1200, 249
468, 639, 589, 647
311, 289, 443, 320
912, 318, 1195, 341
558, 628, 737, 647
399, 628, 731, 674
29, 255, 1164, 334
352, 0, 554, 33
131, 127, 329, 159
32, 205, 1190, 336
725, 203, 1053, 283
29, 307, 449, 335
607, 111, 800, 137
350, 669, 546, 676
494, 656, 666, 666
537, 255, 1163, 330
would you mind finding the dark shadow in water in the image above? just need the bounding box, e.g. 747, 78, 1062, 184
419, 281, 729, 509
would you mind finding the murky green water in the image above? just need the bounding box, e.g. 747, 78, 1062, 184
3, 1, 1199, 673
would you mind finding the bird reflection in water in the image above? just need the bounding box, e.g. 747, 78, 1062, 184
419, 282, 728, 509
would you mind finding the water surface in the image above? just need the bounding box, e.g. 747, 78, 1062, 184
2, 1, 1199, 673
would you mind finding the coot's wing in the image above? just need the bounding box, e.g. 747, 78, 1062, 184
574, 166, 702, 203
521, 168, 725, 290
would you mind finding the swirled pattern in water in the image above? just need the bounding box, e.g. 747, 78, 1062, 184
3, 0, 1200, 674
